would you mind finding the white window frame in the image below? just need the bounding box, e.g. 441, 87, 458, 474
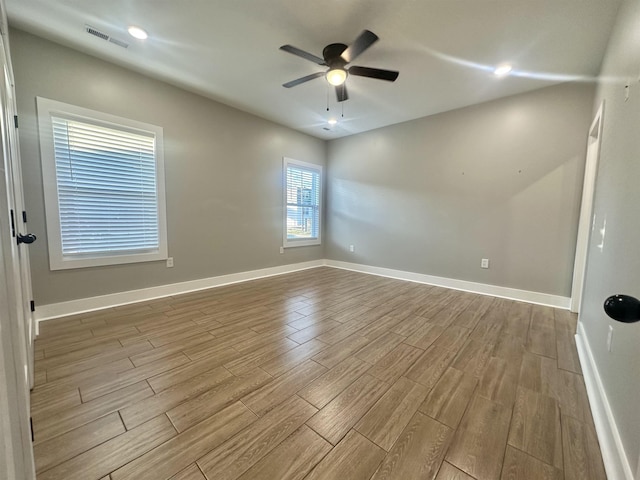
283, 157, 322, 248
36, 97, 168, 270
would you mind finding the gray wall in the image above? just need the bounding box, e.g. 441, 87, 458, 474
326, 82, 595, 297
11, 29, 326, 306
580, 0, 640, 471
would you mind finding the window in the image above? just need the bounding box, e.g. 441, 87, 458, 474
283, 158, 322, 247
37, 97, 167, 270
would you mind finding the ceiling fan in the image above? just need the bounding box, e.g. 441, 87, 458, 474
280, 30, 399, 102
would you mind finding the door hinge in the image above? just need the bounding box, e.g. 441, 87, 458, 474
13, 115, 18, 129
30, 300, 35, 312
9, 209, 15, 237
30, 417, 34, 442
22, 211, 27, 223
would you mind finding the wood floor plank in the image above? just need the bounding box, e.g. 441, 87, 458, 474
435, 462, 475, 480
404, 345, 457, 389
556, 369, 592, 423
477, 356, 519, 408
169, 464, 206, 480
508, 387, 563, 469
241, 359, 326, 415
80, 353, 191, 402
235, 425, 332, 480
306, 374, 389, 445
167, 368, 271, 432
311, 333, 371, 369
371, 412, 453, 480
403, 322, 445, 350
452, 339, 495, 378
355, 376, 430, 451
432, 325, 472, 351
355, 331, 405, 365
259, 339, 328, 377
298, 356, 370, 409
445, 395, 512, 480
38, 415, 177, 480
556, 327, 582, 374
223, 338, 298, 375
501, 446, 563, 480
112, 402, 256, 480
128, 333, 215, 367
147, 348, 238, 392
562, 414, 607, 480
197, 395, 317, 480
419, 367, 477, 429
120, 366, 233, 429
45, 342, 153, 383
33, 380, 154, 444
35, 412, 125, 473
518, 352, 558, 399
287, 319, 341, 344
367, 343, 423, 384
304, 429, 386, 480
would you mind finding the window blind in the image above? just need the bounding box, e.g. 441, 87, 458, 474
51, 116, 160, 256
285, 164, 320, 240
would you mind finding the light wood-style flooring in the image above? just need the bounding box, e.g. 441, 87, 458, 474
31, 267, 606, 480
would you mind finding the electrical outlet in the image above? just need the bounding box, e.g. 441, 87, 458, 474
349, 244, 355, 252
279, 246, 284, 254
607, 325, 614, 352
481, 258, 489, 269
166, 257, 174, 268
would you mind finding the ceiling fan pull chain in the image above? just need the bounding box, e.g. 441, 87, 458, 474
326, 84, 330, 111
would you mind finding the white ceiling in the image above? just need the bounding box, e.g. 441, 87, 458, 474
6, 0, 621, 139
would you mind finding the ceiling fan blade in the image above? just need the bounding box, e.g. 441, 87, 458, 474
335, 84, 349, 102
280, 45, 326, 65
283, 72, 325, 88
348, 66, 399, 82
340, 30, 379, 63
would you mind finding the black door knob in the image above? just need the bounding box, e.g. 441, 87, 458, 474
604, 294, 640, 323
16, 233, 36, 245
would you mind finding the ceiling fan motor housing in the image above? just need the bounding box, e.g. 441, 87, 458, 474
323, 43, 348, 68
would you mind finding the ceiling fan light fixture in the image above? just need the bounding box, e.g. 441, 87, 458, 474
326, 68, 347, 86
127, 26, 148, 40
328, 118, 338, 125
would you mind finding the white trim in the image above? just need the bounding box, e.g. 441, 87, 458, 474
35, 260, 325, 322
571, 102, 604, 313
324, 260, 571, 309
575, 321, 634, 480
36, 258, 574, 322
282, 157, 322, 248
36, 97, 168, 270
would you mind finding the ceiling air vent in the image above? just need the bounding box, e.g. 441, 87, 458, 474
85, 25, 129, 49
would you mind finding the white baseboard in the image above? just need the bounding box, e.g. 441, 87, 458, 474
324, 260, 571, 309
575, 321, 634, 480
35, 260, 325, 322
36, 258, 572, 323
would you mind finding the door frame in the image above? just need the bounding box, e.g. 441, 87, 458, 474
570, 102, 604, 313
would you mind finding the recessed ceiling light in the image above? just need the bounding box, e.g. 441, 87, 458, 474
494, 64, 512, 77
328, 119, 338, 125
127, 26, 148, 40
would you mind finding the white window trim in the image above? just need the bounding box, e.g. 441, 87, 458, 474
36, 97, 168, 270
283, 157, 322, 248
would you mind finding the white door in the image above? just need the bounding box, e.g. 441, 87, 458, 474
0, 150, 35, 479
0, 40, 35, 387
